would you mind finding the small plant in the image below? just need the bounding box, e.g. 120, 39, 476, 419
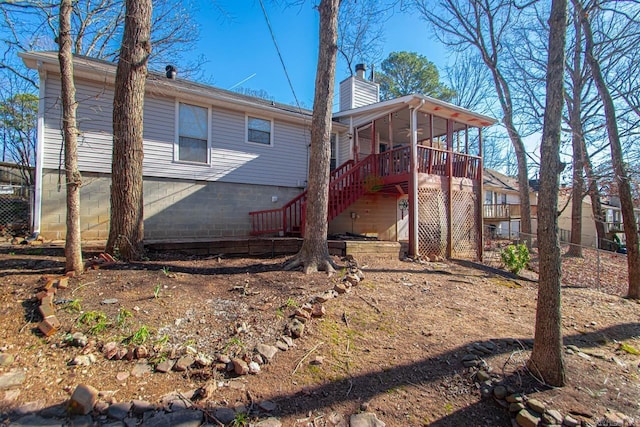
77, 310, 107, 326
500, 244, 530, 274
223, 337, 245, 353
230, 412, 249, 427
619, 342, 640, 355
153, 283, 161, 299
116, 307, 133, 329
161, 266, 171, 276
64, 299, 82, 313
155, 334, 170, 346
128, 325, 151, 345
275, 308, 284, 319
284, 297, 298, 308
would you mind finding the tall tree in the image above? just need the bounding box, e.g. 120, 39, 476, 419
377, 51, 455, 101
575, 0, 640, 299
105, 0, 151, 261
285, 0, 340, 274
566, 5, 586, 257
0, 91, 37, 185
415, 0, 533, 245
337, 0, 385, 76
527, 0, 568, 387
58, 0, 83, 273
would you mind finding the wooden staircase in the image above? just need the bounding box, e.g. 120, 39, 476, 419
249, 156, 372, 236
249, 145, 481, 236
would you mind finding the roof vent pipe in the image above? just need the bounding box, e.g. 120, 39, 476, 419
355, 63, 366, 79
165, 65, 177, 79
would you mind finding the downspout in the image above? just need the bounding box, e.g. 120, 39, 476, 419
32, 61, 46, 236
409, 99, 424, 257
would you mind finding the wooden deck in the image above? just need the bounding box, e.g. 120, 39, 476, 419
145, 237, 404, 259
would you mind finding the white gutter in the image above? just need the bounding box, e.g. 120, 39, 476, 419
32, 61, 46, 235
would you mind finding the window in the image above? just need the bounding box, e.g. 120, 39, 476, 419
177, 103, 209, 163
247, 116, 272, 145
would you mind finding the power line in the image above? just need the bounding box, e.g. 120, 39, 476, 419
257, 0, 304, 114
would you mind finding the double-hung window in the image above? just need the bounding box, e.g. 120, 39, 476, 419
246, 116, 273, 146
177, 102, 209, 164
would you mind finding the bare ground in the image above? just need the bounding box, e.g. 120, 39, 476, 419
0, 244, 638, 426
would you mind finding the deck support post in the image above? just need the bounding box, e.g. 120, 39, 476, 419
409, 104, 421, 258
477, 127, 484, 261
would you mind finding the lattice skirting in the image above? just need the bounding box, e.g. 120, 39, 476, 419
416, 185, 479, 260
417, 188, 448, 258
451, 190, 478, 260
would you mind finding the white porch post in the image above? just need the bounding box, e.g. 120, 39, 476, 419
409, 105, 421, 257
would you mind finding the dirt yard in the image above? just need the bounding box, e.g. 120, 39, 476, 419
0, 244, 638, 426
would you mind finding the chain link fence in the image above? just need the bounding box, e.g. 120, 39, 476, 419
482, 228, 630, 296
0, 184, 33, 237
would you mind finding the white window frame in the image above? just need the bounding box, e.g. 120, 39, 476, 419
174, 101, 211, 165
245, 115, 274, 147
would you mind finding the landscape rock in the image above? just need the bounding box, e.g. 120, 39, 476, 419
248, 361, 261, 374
563, 415, 579, 427
155, 359, 175, 373
214, 407, 236, 424
134, 345, 149, 359
195, 353, 212, 367
107, 401, 132, 420
476, 370, 491, 382
0, 371, 26, 390
256, 343, 278, 361
516, 409, 541, 427
493, 385, 507, 399
116, 371, 130, 382
543, 409, 563, 425
71, 332, 88, 347
258, 400, 278, 412
344, 274, 361, 286
334, 283, 348, 294
281, 336, 294, 347
254, 418, 283, 427
131, 361, 152, 377
526, 398, 545, 413
287, 319, 305, 338
232, 358, 249, 375
0, 353, 14, 366
311, 304, 326, 317
9, 415, 62, 426
131, 399, 155, 415
350, 412, 386, 427
509, 402, 525, 413
174, 355, 195, 372
275, 340, 289, 351
68, 384, 98, 415
103, 341, 119, 359
70, 355, 95, 366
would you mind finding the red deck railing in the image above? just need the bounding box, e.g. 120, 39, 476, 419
249, 145, 481, 235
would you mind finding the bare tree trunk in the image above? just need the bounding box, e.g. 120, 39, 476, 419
59, 0, 83, 274
527, 0, 567, 388
105, 0, 151, 261
583, 141, 606, 248
577, 0, 640, 299
285, 0, 340, 274
567, 10, 585, 257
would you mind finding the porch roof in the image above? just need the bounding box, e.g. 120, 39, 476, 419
333, 94, 497, 129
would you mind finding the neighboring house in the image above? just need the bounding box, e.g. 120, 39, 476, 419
483, 168, 537, 239
22, 53, 495, 259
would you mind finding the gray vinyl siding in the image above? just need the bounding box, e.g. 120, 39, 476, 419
339, 132, 352, 164
42, 74, 310, 188
339, 77, 379, 111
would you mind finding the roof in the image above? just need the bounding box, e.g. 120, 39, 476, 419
483, 168, 520, 192
333, 93, 497, 128
19, 51, 350, 129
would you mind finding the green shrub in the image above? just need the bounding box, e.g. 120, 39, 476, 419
500, 244, 530, 274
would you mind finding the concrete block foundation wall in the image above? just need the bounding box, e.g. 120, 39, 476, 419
40, 170, 303, 241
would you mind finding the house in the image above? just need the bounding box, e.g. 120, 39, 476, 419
483, 168, 538, 239
22, 52, 496, 259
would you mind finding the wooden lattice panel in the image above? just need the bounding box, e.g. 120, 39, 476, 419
451, 190, 478, 260
417, 188, 448, 258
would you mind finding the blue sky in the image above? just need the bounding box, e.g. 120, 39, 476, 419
192, 1, 448, 108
